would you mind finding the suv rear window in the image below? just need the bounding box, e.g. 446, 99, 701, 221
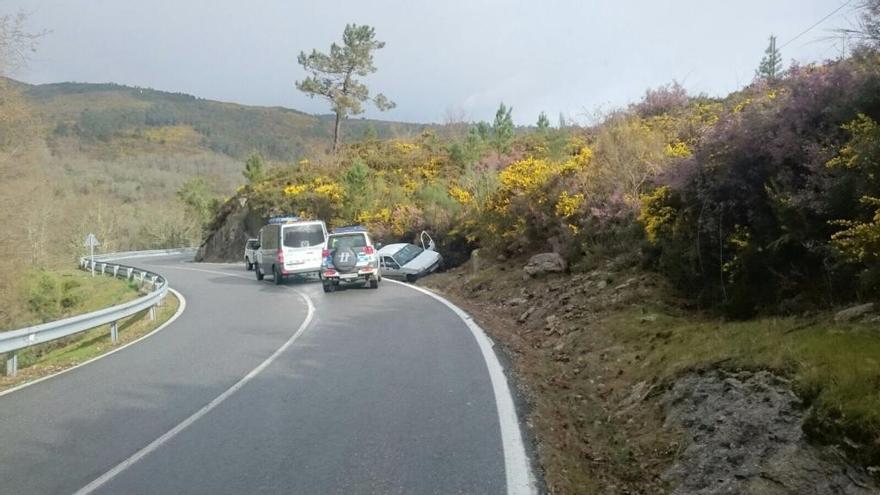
329, 234, 367, 250
283, 224, 325, 248
246, 240, 258, 249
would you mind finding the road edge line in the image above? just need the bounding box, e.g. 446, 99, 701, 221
72, 289, 316, 495
386, 279, 538, 495
0, 288, 187, 399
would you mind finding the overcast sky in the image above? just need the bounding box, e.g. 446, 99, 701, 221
3, 0, 862, 125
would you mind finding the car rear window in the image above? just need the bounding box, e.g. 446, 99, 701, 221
329, 234, 367, 250
283, 224, 325, 248
394, 244, 423, 265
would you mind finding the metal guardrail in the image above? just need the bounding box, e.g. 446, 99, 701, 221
0, 248, 195, 377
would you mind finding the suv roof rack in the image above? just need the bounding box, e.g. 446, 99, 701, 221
332, 225, 368, 234
268, 216, 301, 224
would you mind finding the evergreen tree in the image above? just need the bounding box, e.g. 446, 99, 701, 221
536, 111, 550, 132
296, 24, 395, 152
491, 102, 514, 155
243, 152, 265, 183
756, 34, 783, 82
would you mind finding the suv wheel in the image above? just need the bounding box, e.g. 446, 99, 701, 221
369, 276, 379, 289
245, 258, 252, 271
273, 266, 283, 285
322, 281, 335, 293
405, 274, 416, 283
255, 263, 264, 281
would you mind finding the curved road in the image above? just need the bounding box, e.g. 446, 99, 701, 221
0, 254, 535, 494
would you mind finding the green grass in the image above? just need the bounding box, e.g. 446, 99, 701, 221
0, 267, 141, 331
607, 307, 880, 465
0, 292, 179, 391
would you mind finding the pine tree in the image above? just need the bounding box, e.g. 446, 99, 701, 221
536, 112, 550, 132
491, 102, 514, 155
296, 24, 395, 153
756, 34, 783, 82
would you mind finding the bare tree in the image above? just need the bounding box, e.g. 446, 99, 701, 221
0, 11, 45, 76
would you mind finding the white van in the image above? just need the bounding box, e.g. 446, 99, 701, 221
254, 217, 328, 284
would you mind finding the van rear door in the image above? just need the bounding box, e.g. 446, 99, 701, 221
281, 223, 327, 270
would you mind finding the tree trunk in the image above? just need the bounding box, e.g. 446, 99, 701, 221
332, 111, 342, 153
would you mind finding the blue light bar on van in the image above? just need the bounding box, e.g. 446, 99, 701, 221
332, 225, 368, 234
268, 216, 301, 224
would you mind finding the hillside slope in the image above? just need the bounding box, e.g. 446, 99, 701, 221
23, 80, 430, 161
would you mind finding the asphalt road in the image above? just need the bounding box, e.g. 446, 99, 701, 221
0, 255, 529, 494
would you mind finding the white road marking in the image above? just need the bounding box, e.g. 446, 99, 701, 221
0, 289, 187, 399
72, 289, 316, 495
386, 279, 538, 495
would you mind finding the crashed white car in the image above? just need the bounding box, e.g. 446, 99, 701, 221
378, 231, 442, 283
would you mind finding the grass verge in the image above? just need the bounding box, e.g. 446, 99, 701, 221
0, 291, 180, 393
1, 267, 141, 331
424, 260, 880, 493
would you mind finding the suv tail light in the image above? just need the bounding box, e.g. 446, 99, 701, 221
363, 246, 374, 255
276, 248, 284, 264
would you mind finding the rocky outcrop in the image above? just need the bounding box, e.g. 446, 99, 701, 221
663, 370, 876, 495
196, 200, 265, 262
523, 252, 566, 276
834, 303, 875, 323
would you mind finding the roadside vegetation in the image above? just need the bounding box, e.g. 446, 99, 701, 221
0, 291, 179, 393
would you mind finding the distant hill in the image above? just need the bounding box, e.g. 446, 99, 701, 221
22, 80, 431, 161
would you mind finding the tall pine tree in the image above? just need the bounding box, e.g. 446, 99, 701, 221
756, 34, 783, 83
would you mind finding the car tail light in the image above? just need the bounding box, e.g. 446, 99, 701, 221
324, 269, 337, 276
322, 248, 330, 258
276, 248, 284, 264
363, 246, 374, 255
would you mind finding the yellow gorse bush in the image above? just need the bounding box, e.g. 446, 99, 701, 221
555, 191, 584, 217
639, 186, 677, 244
284, 183, 308, 196
448, 185, 473, 205
283, 177, 344, 202
664, 140, 692, 158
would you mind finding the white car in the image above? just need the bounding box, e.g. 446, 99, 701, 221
255, 216, 328, 285
378, 231, 442, 283
320, 226, 381, 292
243, 238, 259, 271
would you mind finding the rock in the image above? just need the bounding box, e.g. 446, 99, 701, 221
596, 280, 608, 290
506, 297, 528, 307
639, 314, 658, 323
834, 303, 874, 322
662, 370, 877, 494
517, 306, 534, 324
523, 252, 566, 276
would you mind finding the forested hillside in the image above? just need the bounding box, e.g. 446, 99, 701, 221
25, 81, 427, 161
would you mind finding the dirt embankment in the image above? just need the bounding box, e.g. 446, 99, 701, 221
422, 254, 878, 494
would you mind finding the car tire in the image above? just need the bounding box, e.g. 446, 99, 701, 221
405, 274, 416, 283
322, 282, 335, 293
369, 277, 379, 289
245, 258, 252, 271
255, 263, 264, 281
273, 266, 282, 285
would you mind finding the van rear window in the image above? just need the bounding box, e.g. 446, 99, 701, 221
283, 224, 325, 248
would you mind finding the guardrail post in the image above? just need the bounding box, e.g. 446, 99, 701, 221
113, 265, 119, 278
5, 351, 17, 377
100, 263, 105, 275
149, 306, 156, 321
110, 321, 118, 344
127, 267, 134, 279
